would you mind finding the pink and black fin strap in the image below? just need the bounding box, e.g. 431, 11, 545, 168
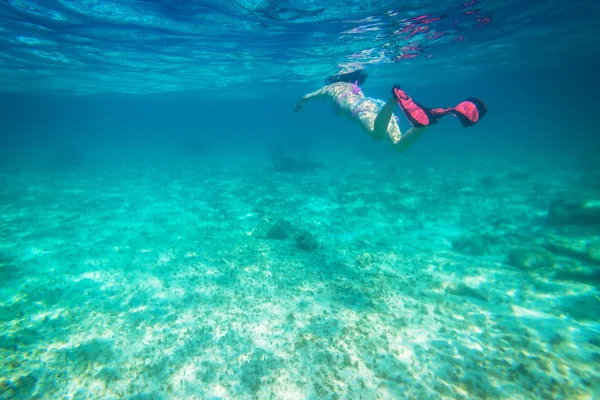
392, 85, 488, 128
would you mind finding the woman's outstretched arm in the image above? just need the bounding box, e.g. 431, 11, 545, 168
293, 86, 331, 112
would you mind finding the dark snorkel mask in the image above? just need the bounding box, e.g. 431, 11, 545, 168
325, 69, 368, 86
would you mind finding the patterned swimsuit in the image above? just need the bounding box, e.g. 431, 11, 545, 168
351, 97, 386, 116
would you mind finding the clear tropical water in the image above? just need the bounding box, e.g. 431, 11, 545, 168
1, 0, 599, 399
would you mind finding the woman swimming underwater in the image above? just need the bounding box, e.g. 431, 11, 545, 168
293, 70, 488, 152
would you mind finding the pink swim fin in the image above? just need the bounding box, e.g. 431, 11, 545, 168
392, 85, 488, 128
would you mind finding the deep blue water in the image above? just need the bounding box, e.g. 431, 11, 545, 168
1, 1, 600, 399
0, 0, 599, 162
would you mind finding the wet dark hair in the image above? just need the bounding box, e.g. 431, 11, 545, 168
325, 69, 368, 85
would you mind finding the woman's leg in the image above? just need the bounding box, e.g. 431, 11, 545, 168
372, 97, 396, 141
391, 126, 427, 152
372, 96, 428, 152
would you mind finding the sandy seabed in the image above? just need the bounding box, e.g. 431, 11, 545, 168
1, 149, 599, 400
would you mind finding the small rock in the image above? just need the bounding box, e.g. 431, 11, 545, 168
559, 294, 600, 320
252, 217, 293, 240
356, 252, 373, 269
295, 230, 319, 251
547, 199, 600, 225
507, 247, 554, 270
1, 373, 38, 398
479, 174, 500, 189
491, 217, 512, 229
266, 219, 292, 240
542, 234, 600, 265
554, 268, 600, 285
587, 241, 600, 262
549, 334, 565, 346
451, 234, 486, 256
446, 283, 488, 301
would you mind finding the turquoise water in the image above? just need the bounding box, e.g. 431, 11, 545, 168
1, 1, 600, 399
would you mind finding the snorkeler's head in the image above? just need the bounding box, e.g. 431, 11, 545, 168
325, 69, 368, 86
